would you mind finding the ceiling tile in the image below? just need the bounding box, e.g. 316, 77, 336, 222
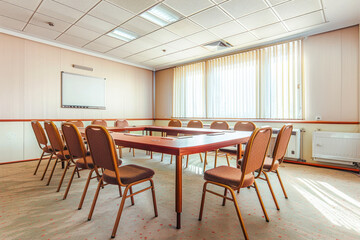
163, 38, 197, 51
29, 13, 72, 32
273, 0, 322, 20
121, 16, 160, 36
125, 53, 154, 63
76, 15, 116, 34
107, 46, 134, 58
24, 24, 61, 40
84, 41, 114, 53
208, 20, 246, 38
143, 55, 178, 66
37, 0, 84, 24
165, 19, 204, 37
168, 46, 210, 60
53, 0, 100, 12
135, 45, 179, 60
251, 22, 287, 39
237, 8, 279, 30
224, 32, 257, 46
163, 0, 214, 17
220, 0, 269, 19
185, 30, 219, 45
284, 10, 325, 31
0, 1, 33, 22
268, 0, 291, 6
2, 0, 42, 11
120, 36, 162, 53
146, 29, 181, 44
89, 1, 134, 26
0, 15, 26, 31
189, 6, 232, 28
105, 0, 157, 14
57, 33, 89, 47
65, 25, 100, 41
211, 0, 227, 4
92, 35, 126, 49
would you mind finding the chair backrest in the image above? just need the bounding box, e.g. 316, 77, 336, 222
62, 123, 88, 166
210, 121, 229, 130
187, 120, 203, 128
66, 120, 84, 128
31, 121, 48, 149
234, 121, 256, 131
168, 119, 182, 127
272, 124, 293, 164
91, 119, 107, 127
86, 125, 122, 184
240, 127, 272, 180
44, 121, 66, 154
114, 119, 129, 128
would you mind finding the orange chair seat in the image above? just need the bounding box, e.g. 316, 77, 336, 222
56, 150, 71, 160
238, 157, 280, 172
204, 166, 254, 188
103, 164, 154, 185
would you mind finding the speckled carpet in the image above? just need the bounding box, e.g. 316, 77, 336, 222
0, 151, 359, 240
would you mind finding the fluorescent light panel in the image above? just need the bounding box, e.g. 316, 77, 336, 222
140, 3, 182, 27
107, 28, 138, 42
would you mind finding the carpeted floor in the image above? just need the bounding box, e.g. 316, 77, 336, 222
0, 151, 359, 240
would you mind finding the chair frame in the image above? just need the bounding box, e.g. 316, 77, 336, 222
185, 120, 204, 168
31, 121, 54, 179
91, 119, 107, 127
257, 124, 293, 210
199, 127, 272, 240
114, 119, 135, 158
161, 119, 182, 164
85, 125, 158, 238
44, 121, 76, 188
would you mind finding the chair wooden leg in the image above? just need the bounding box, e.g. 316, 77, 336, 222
228, 187, 249, 240
170, 155, 173, 164
214, 150, 218, 168
46, 158, 59, 186
111, 186, 130, 238
149, 179, 158, 217
63, 166, 77, 200
132, 148, 135, 157
76, 167, 81, 178
263, 171, 280, 210
118, 185, 122, 197
253, 180, 269, 222
41, 154, 53, 180
57, 160, 70, 192
161, 153, 164, 162
88, 178, 103, 221
276, 169, 288, 199
198, 182, 208, 221
199, 153, 203, 163
222, 188, 227, 206
186, 155, 189, 168
78, 169, 94, 209
119, 147, 122, 158
225, 154, 230, 167
34, 151, 45, 175
129, 186, 135, 205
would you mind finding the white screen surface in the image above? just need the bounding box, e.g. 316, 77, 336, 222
61, 72, 106, 109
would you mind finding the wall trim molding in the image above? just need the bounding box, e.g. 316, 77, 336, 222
0, 118, 154, 122
154, 118, 359, 124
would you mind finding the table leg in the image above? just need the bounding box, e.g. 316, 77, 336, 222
237, 144, 242, 163
150, 131, 153, 159
176, 154, 182, 229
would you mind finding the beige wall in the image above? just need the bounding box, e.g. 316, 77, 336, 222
154, 26, 360, 165
0, 33, 154, 162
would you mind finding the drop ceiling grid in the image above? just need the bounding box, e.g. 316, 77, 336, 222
0, 0, 340, 69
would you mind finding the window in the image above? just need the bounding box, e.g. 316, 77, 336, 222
173, 40, 302, 119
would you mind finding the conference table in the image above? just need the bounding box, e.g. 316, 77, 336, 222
82, 125, 252, 229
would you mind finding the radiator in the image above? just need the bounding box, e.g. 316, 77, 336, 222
268, 128, 302, 161
312, 131, 360, 165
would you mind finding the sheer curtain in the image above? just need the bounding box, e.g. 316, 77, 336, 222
207, 51, 259, 118
173, 62, 206, 118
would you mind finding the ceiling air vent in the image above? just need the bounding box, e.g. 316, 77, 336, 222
204, 40, 233, 51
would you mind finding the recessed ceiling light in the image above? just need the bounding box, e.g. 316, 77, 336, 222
140, 3, 183, 27
107, 27, 138, 42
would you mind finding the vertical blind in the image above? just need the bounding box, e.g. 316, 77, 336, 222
173, 40, 302, 119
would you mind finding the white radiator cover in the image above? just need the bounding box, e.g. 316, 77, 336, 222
268, 128, 301, 160
312, 131, 360, 164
